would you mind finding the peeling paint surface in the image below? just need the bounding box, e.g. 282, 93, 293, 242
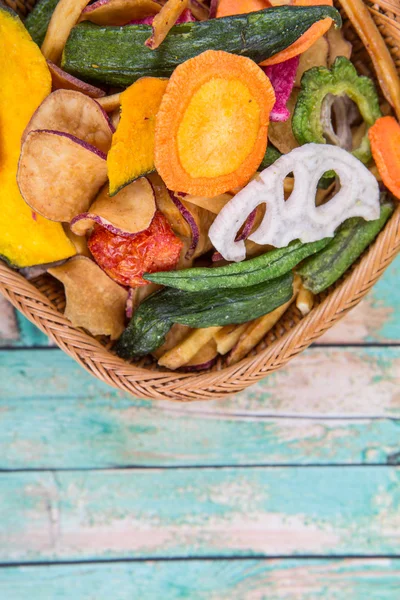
0, 256, 399, 597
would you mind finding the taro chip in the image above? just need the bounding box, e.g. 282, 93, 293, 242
295, 37, 329, 87
18, 130, 108, 222
48, 256, 128, 339
47, 61, 106, 99
80, 0, 161, 26
22, 90, 114, 154
263, 56, 299, 122
70, 177, 156, 236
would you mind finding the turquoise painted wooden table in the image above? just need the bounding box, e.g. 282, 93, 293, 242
0, 258, 399, 599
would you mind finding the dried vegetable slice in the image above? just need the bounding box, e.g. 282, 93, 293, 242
209, 144, 380, 262
71, 177, 156, 236
48, 256, 128, 339
18, 130, 108, 222
41, 0, 91, 63
80, 0, 161, 25
22, 90, 114, 154
0, 5, 75, 267
47, 61, 106, 98
108, 78, 168, 196
369, 116, 400, 199
155, 50, 275, 196
146, 0, 189, 50
87, 211, 184, 287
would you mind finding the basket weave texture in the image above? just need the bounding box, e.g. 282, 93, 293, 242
1, 0, 400, 401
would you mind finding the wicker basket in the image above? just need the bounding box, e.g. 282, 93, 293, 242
1, 0, 400, 401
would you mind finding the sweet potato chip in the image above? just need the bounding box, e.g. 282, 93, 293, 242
71, 177, 156, 236
157, 326, 222, 370
80, 0, 161, 25
48, 256, 128, 339
22, 90, 114, 154
47, 61, 106, 99
18, 130, 108, 222
108, 78, 168, 196
42, 0, 91, 64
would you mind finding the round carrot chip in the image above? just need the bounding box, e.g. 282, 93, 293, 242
154, 50, 275, 196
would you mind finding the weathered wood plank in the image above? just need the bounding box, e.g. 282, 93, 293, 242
0, 394, 399, 469
0, 467, 399, 561
1, 559, 400, 599
2, 348, 400, 417
0, 256, 399, 347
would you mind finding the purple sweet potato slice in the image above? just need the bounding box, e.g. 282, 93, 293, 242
70, 177, 156, 236
22, 90, 113, 154
80, 0, 161, 26
18, 130, 108, 222
48, 256, 128, 339
47, 60, 106, 99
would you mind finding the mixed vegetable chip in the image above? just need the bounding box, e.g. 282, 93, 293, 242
1, 0, 399, 369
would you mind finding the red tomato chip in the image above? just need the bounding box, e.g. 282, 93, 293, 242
88, 211, 184, 287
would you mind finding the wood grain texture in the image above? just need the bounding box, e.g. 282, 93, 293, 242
2, 347, 399, 417
0, 467, 399, 562
1, 559, 400, 599
0, 395, 399, 469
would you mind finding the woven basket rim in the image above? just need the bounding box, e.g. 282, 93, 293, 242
1, 0, 400, 401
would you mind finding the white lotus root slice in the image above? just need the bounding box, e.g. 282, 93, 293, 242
209, 143, 380, 262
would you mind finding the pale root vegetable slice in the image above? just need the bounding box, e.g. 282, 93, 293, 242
22, 90, 114, 154
227, 279, 300, 365
158, 326, 222, 370
340, 0, 400, 120
183, 194, 233, 215
48, 256, 128, 339
80, 0, 160, 25
155, 50, 275, 196
146, 0, 189, 50
152, 323, 192, 359
294, 36, 329, 87
214, 323, 248, 355
326, 26, 352, 67
18, 130, 108, 222
183, 339, 218, 371
97, 93, 121, 113
41, 0, 92, 64
108, 78, 168, 196
296, 283, 314, 315
47, 60, 106, 98
71, 177, 156, 236
210, 144, 380, 262
0, 5, 75, 268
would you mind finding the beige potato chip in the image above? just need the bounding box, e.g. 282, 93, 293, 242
42, 0, 92, 64
326, 27, 352, 67
48, 256, 128, 339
